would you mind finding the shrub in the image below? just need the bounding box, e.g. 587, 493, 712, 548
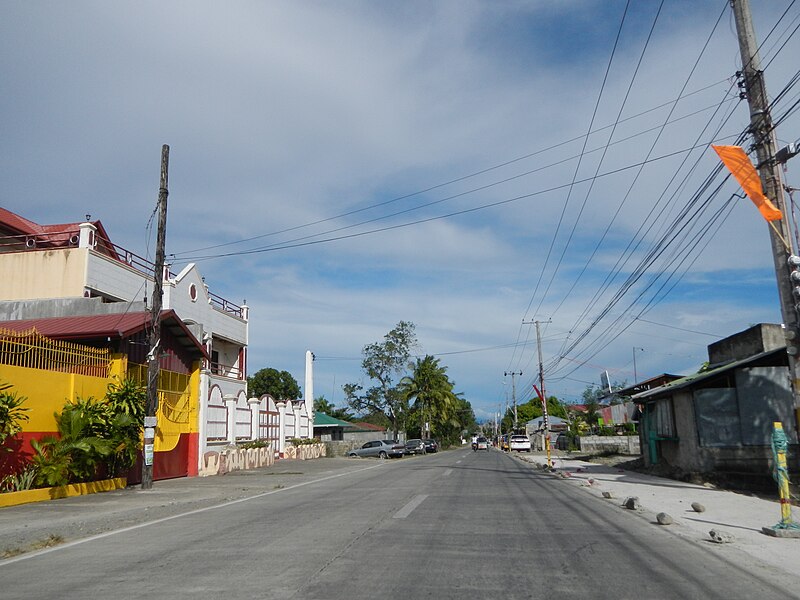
30, 378, 145, 487
239, 439, 271, 449
290, 437, 321, 446
0, 380, 29, 446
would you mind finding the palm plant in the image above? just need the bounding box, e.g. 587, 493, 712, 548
0, 380, 29, 446
30, 407, 113, 487
29, 378, 145, 487
399, 355, 459, 439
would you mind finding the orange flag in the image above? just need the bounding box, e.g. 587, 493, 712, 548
712, 145, 782, 221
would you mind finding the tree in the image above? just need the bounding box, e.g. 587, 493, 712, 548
399, 355, 459, 439
248, 368, 301, 400
313, 395, 354, 421
501, 395, 567, 433
343, 321, 418, 438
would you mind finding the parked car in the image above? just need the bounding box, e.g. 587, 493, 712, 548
509, 434, 531, 452
404, 438, 426, 455
348, 440, 405, 459
422, 438, 439, 453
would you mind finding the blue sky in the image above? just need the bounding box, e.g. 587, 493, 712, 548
2, 1, 799, 421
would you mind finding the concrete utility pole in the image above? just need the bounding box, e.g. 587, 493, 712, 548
524, 318, 553, 466
504, 371, 521, 433
731, 0, 800, 430
143, 144, 169, 491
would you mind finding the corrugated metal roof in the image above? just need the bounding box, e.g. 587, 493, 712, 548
632, 347, 787, 401
0, 312, 150, 338
313, 413, 356, 428
0, 309, 207, 359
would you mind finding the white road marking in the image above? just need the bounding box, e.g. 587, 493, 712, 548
0, 463, 385, 566
393, 494, 428, 519
442, 469, 453, 477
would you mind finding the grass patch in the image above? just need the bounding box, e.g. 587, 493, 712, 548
2, 534, 64, 559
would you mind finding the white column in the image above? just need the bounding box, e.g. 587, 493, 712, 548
248, 397, 260, 440
293, 402, 303, 439
276, 401, 287, 456
78, 221, 97, 249
224, 394, 237, 445
197, 368, 211, 468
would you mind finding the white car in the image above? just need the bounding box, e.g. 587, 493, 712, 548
509, 434, 531, 452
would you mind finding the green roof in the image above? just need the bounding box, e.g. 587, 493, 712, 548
313, 413, 357, 428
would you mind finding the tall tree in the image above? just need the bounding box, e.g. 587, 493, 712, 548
248, 368, 301, 400
313, 395, 354, 421
343, 321, 417, 438
399, 355, 458, 439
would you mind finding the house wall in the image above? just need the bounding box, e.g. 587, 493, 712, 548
165, 264, 247, 345
707, 324, 784, 365
0, 249, 88, 300
652, 386, 799, 476
85, 250, 150, 302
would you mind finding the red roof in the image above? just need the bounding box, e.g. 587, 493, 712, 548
0, 206, 117, 256
352, 422, 387, 432
0, 310, 206, 359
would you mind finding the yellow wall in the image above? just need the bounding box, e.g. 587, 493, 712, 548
0, 249, 87, 300
0, 365, 110, 431
3, 353, 200, 453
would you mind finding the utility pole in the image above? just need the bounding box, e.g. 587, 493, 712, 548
633, 347, 644, 382
525, 318, 553, 467
504, 371, 521, 434
143, 144, 169, 491
732, 0, 800, 430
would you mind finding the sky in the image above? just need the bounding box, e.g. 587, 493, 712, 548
2, 1, 800, 422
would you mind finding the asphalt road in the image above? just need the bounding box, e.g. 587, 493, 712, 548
1, 448, 796, 599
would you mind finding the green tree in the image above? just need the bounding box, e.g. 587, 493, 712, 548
248, 368, 301, 400
343, 321, 418, 438
313, 395, 354, 421
501, 395, 566, 433
399, 355, 459, 439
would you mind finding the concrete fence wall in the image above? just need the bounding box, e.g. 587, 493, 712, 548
325, 440, 369, 457
579, 435, 640, 455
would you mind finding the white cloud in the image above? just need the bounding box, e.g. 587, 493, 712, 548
1, 1, 796, 416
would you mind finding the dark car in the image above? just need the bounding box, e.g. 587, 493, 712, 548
422, 438, 438, 453
348, 439, 405, 459
404, 438, 426, 455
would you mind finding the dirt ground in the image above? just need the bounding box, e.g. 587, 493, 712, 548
576, 451, 799, 505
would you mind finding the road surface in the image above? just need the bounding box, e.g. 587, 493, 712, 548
0, 448, 795, 599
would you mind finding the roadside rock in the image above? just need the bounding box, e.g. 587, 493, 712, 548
709, 529, 735, 544
656, 512, 673, 525
691, 502, 706, 513
602, 491, 614, 499
623, 496, 642, 511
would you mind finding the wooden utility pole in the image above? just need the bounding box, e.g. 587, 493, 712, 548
143, 144, 169, 490
731, 0, 800, 428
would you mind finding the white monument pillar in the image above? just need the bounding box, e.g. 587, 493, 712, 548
305, 350, 315, 433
